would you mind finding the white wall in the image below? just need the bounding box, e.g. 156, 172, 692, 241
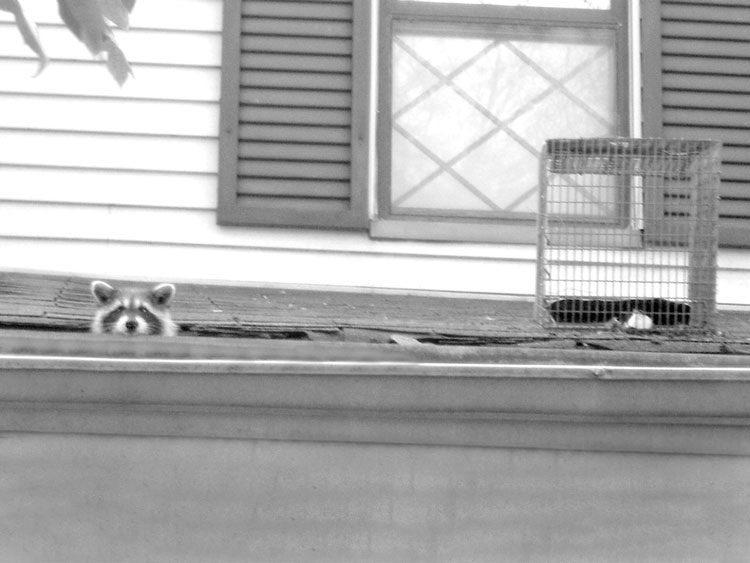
4, 433, 750, 562
0, 0, 748, 305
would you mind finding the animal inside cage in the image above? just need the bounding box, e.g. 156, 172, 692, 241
536, 138, 720, 332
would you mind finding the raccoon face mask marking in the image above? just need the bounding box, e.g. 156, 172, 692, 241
90, 280, 178, 336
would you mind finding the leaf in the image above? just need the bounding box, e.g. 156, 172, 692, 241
57, 0, 109, 54
0, 0, 17, 12
56, 0, 134, 86
104, 36, 132, 86
99, 0, 130, 30
0, 0, 48, 76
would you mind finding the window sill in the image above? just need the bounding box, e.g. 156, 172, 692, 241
370, 218, 537, 244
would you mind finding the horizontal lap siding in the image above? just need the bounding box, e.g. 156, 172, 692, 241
218, 0, 368, 228
653, 1, 750, 246
0, 0, 222, 217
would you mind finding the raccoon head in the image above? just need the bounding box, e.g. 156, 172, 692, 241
91, 280, 178, 336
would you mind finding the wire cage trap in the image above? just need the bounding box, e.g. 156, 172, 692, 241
536, 138, 720, 333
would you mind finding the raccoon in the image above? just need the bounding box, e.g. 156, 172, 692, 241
90, 280, 179, 336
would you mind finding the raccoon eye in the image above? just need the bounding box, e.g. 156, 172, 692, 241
115, 305, 125, 313
139, 306, 149, 314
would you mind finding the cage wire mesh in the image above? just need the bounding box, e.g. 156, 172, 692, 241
536, 138, 720, 333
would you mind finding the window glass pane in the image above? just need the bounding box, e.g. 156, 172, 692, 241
390, 24, 618, 217
401, 0, 610, 9
547, 175, 624, 222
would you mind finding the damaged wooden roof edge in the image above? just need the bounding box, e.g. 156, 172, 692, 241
2, 329, 750, 373
3, 271, 750, 354
3, 338, 750, 455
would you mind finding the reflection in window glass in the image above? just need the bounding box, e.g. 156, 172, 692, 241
390, 25, 618, 217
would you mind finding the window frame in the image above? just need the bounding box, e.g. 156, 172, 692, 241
373, 0, 631, 243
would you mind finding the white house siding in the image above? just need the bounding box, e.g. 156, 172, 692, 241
0, 1, 748, 305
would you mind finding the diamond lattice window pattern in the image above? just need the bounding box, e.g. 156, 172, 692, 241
390, 25, 618, 218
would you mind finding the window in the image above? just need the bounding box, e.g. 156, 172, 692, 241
374, 0, 630, 242
218, 0, 630, 241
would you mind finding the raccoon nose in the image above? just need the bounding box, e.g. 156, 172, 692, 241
125, 320, 138, 332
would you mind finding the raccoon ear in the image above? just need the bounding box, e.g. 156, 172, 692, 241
151, 283, 176, 306
91, 280, 116, 305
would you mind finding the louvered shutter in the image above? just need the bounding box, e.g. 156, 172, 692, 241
642, 0, 750, 247
218, 0, 369, 229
